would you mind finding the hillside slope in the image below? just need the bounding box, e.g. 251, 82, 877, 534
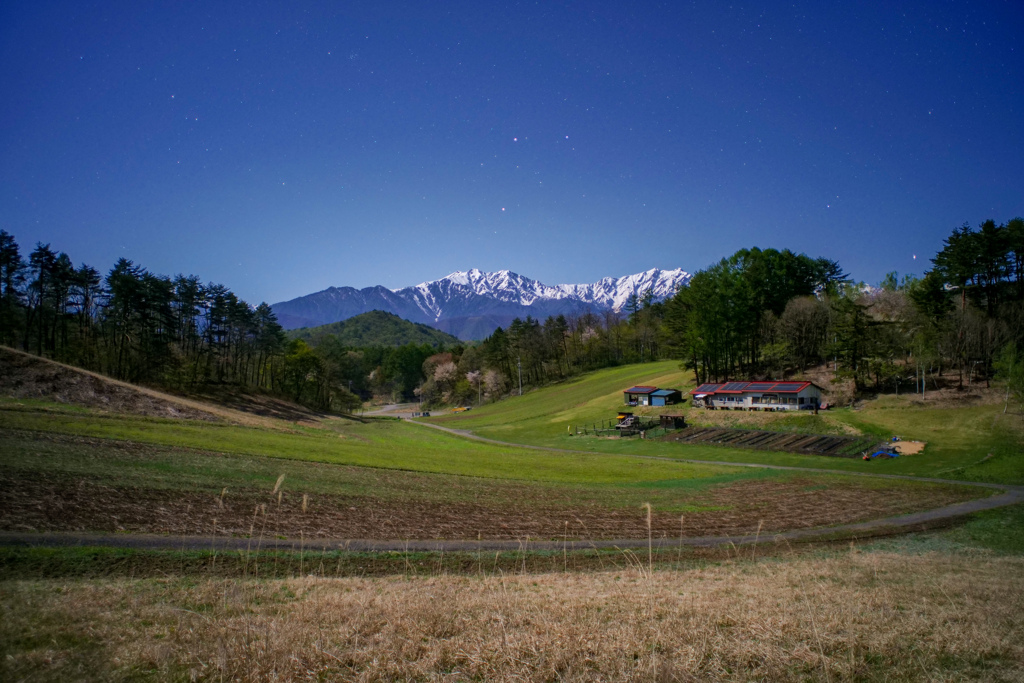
0, 346, 325, 427
426, 361, 1023, 483
289, 310, 460, 347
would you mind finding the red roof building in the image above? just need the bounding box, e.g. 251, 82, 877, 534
689, 381, 823, 411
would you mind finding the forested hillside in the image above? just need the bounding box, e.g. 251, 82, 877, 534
0, 232, 363, 412
289, 311, 460, 348
465, 218, 1024, 406
663, 218, 1024, 395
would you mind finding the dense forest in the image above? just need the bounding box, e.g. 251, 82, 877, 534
0, 231, 444, 411
289, 311, 461, 348
2, 217, 1022, 411
663, 219, 1023, 395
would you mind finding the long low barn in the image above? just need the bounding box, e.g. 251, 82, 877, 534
690, 381, 823, 411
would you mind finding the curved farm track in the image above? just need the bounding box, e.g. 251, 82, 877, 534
2, 487, 1020, 553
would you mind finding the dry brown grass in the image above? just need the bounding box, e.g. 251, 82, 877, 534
3, 549, 1022, 681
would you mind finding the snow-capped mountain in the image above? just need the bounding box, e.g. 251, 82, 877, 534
271, 268, 691, 340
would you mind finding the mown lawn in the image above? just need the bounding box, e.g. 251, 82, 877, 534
427, 362, 1024, 484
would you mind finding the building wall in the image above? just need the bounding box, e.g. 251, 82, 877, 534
706, 386, 821, 410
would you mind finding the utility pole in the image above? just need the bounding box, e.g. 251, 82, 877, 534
517, 356, 523, 396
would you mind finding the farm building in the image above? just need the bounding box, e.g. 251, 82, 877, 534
623, 386, 656, 405
623, 386, 684, 406
650, 389, 683, 406
689, 381, 823, 411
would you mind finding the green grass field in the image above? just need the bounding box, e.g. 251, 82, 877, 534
427, 362, 1024, 484
0, 360, 1014, 547
0, 396, 803, 522
0, 428, 787, 514
0, 398, 735, 486
0, 385, 987, 540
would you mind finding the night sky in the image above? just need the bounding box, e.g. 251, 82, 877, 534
2, 1, 1022, 305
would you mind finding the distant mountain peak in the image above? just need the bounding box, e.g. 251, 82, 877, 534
273, 267, 691, 339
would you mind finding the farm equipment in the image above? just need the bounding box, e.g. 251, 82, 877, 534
863, 448, 900, 461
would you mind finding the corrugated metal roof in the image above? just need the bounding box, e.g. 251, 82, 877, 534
651, 389, 680, 396
689, 381, 818, 395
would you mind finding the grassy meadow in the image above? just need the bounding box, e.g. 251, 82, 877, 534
427, 362, 1024, 484
0, 396, 733, 486
2, 397, 982, 542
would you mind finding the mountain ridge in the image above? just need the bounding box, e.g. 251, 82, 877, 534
272, 268, 691, 339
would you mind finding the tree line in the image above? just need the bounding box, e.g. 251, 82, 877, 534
665, 219, 1024, 398
4, 216, 1022, 412
0, 230, 361, 411
461, 218, 1024, 406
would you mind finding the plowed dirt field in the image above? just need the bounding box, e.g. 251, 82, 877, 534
0, 471, 980, 541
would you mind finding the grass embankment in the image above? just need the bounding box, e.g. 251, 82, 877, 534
427, 362, 1024, 484
0, 398, 730, 486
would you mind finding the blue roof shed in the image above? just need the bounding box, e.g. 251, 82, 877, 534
650, 389, 683, 406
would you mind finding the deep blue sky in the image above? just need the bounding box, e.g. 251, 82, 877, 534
2, 1, 1022, 305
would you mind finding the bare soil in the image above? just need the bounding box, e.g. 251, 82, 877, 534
665, 426, 876, 456
0, 470, 980, 541
191, 388, 338, 424
893, 440, 926, 455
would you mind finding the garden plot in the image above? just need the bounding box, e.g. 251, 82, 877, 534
667, 426, 879, 457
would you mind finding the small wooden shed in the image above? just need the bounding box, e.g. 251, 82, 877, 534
623, 386, 658, 406
650, 389, 683, 406
659, 414, 686, 429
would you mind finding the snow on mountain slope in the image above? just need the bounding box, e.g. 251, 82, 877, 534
271, 268, 691, 338
397, 268, 691, 319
